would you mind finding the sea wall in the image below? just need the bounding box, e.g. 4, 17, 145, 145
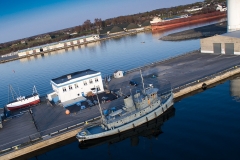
174, 66, 240, 98
1, 128, 81, 160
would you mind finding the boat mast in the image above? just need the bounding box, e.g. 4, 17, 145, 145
32, 85, 38, 95
9, 85, 18, 100
140, 70, 145, 93
92, 88, 104, 123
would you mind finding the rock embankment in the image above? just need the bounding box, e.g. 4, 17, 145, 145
160, 21, 227, 41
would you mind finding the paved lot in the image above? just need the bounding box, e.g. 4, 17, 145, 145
1, 51, 240, 151
109, 51, 240, 94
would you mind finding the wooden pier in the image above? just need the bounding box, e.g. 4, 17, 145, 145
1, 50, 240, 159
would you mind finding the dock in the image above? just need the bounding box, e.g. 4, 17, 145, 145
1, 50, 240, 159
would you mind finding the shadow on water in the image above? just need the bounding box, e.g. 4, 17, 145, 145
79, 106, 175, 149
15, 106, 175, 160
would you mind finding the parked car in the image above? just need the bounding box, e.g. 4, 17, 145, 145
102, 96, 108, 100
86, 99, 94, 106
129, 80, 138, 86
93, 100, 98, 105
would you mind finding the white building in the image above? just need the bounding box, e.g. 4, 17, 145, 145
113, 70, 124, 78
47, 69, 104, 107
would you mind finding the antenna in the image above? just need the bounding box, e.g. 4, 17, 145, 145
140, 70, 145, 93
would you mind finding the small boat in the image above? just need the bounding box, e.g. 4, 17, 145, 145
6, 85, 40, 111
76, 71, 174, 142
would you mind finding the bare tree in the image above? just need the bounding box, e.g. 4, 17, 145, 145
94, 18, 102, 29
74, 26, 82, 33
83, 20, 92, 31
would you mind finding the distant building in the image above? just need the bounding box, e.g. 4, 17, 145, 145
185, 7, 202, 12
201, 30, 240, 55
20, 40, 26, 44
114, 70, 124, 78
47, 69, 104, 107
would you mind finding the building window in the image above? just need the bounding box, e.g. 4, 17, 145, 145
63, 87, 67, 92
89, 79, 93, 84
69, 85, 73, 90
95, 78, 98, 82
74, 83, 79, 89
83, 81, 87, 86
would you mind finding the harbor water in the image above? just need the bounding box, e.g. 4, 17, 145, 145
0, 20, 224, 108
1, 19, 239, 159
30, 78, 240, 160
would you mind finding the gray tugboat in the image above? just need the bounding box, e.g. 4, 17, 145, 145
76, 72, 174, 142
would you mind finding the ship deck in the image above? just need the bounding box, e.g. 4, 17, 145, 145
1, 50, 240, 154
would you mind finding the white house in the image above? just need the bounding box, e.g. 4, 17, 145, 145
47, 69, 104, 107
113, 70, 124, 78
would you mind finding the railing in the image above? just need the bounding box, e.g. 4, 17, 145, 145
172, 65, 240, 93
0, 111, 101, 156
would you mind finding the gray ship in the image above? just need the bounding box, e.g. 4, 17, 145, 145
76, 72, 174, 142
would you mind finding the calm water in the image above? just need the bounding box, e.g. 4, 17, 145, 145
30, 78, 240, 160
0, 20, 224, 108
2, 19, 238, 159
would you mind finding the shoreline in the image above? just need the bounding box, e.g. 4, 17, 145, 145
0, 29, 150, 64
160, 21, 227, 41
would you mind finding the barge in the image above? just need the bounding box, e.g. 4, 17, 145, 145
151, 11, 226, 31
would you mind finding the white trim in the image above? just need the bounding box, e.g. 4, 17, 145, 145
201, 50, 214, 53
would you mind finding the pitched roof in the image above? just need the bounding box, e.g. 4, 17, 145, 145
126, 23, 139, 30
141, 20, 150, 27
110, 26, 124, 33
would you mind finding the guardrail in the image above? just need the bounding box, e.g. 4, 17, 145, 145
0, 115, 101, 156
172, 65, 240, 93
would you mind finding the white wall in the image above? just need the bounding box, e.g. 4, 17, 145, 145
228, 0, 240, 32
51, 73, 104, 102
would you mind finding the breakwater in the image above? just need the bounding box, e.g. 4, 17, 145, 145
160, 21, 227, 41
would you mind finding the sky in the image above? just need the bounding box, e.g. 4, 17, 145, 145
0, 0, 201, 43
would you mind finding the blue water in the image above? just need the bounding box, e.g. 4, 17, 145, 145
1, 19, 237, 159
30, 80, 240, 160
0, 23, 208, 108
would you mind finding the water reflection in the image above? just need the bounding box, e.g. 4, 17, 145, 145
79, 106, 175, 149
230, 77, 240, 101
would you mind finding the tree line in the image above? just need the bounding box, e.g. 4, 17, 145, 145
0, 0, 225, 55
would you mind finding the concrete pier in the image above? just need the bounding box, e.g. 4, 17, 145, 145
1, 50, 240, 159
